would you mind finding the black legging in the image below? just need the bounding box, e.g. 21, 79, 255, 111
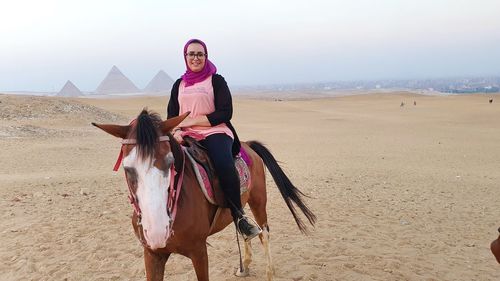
200, 133, 242, 220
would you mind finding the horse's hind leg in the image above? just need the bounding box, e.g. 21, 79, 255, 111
235, 223, 274, 281
248, 177, 274, 280
235, 239, 253, 277
260, 224, 274, 281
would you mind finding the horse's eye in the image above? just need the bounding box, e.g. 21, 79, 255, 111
124, 167, 138, 181
165, 152, 174, 167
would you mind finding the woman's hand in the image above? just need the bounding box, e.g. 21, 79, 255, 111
173, 129, 183, 144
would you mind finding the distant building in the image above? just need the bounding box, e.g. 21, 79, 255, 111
57, 80, 82, 97
143, 70, 174, 94
95, 65, 140, 94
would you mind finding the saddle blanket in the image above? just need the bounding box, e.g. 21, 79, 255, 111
184, 148, 251, 205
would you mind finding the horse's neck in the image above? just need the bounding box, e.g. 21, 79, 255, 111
175, 159, 216, 228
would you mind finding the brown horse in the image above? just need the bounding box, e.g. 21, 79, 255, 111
92, 109, 316, 281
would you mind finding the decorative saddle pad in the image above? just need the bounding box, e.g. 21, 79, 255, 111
184, 149, 251, 205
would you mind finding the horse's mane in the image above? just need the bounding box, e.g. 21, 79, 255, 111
135, 109, 162, 160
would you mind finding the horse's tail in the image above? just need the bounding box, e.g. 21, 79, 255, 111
247, 141, 316, 234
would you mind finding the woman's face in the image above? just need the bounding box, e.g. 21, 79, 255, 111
185, 43, 206, 73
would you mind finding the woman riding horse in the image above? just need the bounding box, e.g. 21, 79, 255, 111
167, 38, 261, 240
92, 39, 316, 281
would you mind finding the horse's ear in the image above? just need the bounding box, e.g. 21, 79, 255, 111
92, 123, 130, 139
160, 112, 190, 133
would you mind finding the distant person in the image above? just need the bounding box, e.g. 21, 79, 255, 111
167, 39, 261, 241
492, 227, 500, 264
489, 99, 493, 104
400, 101, 405, 107
414, 100, 417, 106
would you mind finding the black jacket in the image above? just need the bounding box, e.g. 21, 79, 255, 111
167, 74, 241, 156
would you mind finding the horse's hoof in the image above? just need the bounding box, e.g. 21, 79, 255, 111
235, 267, 250, 277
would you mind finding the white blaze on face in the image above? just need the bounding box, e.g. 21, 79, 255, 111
123, 147, 172, 250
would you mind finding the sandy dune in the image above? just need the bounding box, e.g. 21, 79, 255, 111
1, 92, 499, 280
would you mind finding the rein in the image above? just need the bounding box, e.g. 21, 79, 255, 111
113, 134, 185, 248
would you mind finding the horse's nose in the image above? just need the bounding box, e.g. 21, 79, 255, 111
143, 228, 168, 250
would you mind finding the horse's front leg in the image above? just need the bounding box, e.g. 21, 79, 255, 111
144, 248, 169, 281
189, 245, 209, 281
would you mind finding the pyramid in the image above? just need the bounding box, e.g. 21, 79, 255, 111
95, 65, 140, 94
143, 70, 174, 93
57, 80, 82, 97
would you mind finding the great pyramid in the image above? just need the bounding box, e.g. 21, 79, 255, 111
57, 80, 82, 97
95, 65, 140, 94
143, 70, 174, 93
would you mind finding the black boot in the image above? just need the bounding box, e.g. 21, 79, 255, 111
236, 215, 262, 241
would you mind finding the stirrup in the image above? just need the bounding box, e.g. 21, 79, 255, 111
237, 216, 262, 242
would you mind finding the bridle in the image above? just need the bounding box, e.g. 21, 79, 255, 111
113, 134, 185, 248
113, 136, 171, 171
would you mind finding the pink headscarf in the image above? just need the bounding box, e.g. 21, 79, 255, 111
181, 39, 217, 87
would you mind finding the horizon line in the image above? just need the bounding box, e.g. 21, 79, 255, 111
2, 74, 500, 93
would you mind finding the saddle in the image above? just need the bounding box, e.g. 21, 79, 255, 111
182, 136, 251, 207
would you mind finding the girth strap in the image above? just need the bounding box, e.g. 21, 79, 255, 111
168, 147, 185, 228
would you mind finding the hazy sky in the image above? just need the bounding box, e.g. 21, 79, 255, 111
1, 0, 499, 91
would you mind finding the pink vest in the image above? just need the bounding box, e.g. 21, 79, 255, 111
178, 75, 234, 139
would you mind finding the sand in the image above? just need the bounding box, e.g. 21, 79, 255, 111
1, 92, 499, 281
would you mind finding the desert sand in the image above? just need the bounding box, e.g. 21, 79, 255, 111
1, 92, 499, 281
